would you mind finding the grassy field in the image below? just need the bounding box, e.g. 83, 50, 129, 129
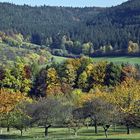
53, 55, 68, 63
53, 56, 140, 65
0, 126, 140, 140
93, 57, 140, 65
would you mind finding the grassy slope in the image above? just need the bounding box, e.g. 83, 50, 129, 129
0, 42, 51, 66
53, 55, 68, 63
1, 127, 140, 140
53, 56, 140, 65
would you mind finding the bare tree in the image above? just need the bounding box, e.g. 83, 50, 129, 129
83, 98, 115, 138
67, 108, 85, 136
26, 97, 72, 137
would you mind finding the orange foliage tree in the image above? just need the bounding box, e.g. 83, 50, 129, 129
0, 88, 29, 131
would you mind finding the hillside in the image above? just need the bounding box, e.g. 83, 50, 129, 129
0, 0, 140, 57
86, 0, 140, 50
0, 32, 51, 66
0, 3, 104, 40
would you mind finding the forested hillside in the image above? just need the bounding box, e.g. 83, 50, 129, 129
0, 0, 140, 57
0, 3, 103, 41
86, 0, 140, 53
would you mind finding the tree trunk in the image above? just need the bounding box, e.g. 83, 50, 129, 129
68, 127, 71, 133
20, 130, 23, 136
6, 118, 10, 132
126, 125, 131, 134
86, 123, 89, 129
7, 125, 10, 132
45, 125, 51, 137
103, 125, 110, 139
113, 123, 116, 132
94, 119, 98, 134
74, 129, 78, 137
45, 127, 48, 137
105, 130, 108, 139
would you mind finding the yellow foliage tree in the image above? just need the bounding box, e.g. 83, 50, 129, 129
112, 78, 140, 134
46, 68, 62, 95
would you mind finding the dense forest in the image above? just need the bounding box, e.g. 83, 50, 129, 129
0, 0, 140, 57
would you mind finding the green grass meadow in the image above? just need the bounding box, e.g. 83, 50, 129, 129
0, 126, 140, 140
93, 57, 140, 65
53, 56, 140, 65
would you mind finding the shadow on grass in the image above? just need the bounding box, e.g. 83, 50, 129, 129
79, 133, 105, 137
0, 134, 32, 139
59, 138, 124, 140
98, 139, 123, 140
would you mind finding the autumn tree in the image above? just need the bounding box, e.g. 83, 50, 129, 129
78, 71, 88, 90
112, 78, 140, 134
46, 68, 62, 95
82, 42, 94, 56
121, 64, 137, 81
0, 88, 27, 132
60, 59, 79, 87
99, 45, 113, 54
128, 41, 139, 54
1, 58, 31, 94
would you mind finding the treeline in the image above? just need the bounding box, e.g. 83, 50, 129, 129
0, 57, 140, 96
0, 31, 140, 60
0, 57, 140, 137
49, 36, 140, 57
0, 0, 140, 56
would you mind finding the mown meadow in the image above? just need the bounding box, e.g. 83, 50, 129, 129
1, 126, 140, 140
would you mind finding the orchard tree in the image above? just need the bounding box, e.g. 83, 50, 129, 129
83, 98, 106, 134
83, 97, 115, 138
67, 108, 84, 136
11, 101, 31, 136
26, 97, 72, 137
112, 78, 140, 134
0, 88, 27, 132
